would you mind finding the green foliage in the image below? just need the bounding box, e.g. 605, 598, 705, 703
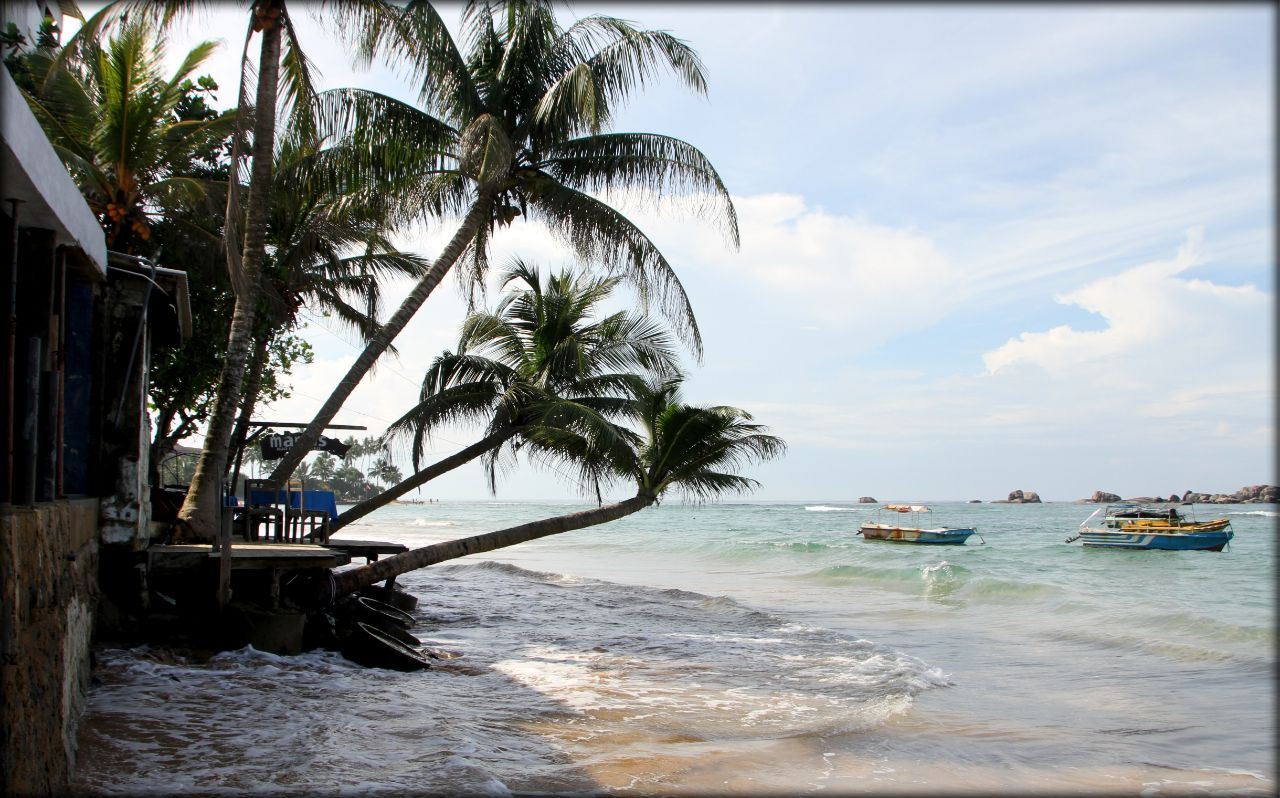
629, 378, 787, 502
259, 333, 314, 406
328, 462, 373, 502
15, 18, 235, 252
386, 258, 680, 495
370, 457, 403, 488
2, 16, 60, 89
311, 453, 337, 481
313, 0, 739, 358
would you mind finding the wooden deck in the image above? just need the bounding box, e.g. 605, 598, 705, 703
323, 539, 409, 564
148, 542, 351, 571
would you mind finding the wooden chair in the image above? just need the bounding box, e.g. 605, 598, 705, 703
284, 479, 331, 544
238, 478, 284, 542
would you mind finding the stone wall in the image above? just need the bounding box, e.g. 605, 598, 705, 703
0, 499, 99, 797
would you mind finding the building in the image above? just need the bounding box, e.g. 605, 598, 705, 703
1, 3, 192, 793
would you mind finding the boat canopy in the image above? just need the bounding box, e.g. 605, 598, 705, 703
884, 504, 930, 513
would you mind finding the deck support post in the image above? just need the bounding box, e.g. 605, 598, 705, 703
216, 507, 232, 609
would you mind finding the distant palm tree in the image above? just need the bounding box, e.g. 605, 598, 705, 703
329, 259, 680, 532
268, 0, 738, 486
332, 377, 785, 597
369, 457, 403, 488
311, 453, 337, 483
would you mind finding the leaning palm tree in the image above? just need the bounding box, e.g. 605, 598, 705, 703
268, 0, 738, 487
331, 377, 785, 598
224, 133, 431, 488
330, 258, 681, 532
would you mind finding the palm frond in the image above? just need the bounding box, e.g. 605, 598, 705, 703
530, 180, 702, 359
536, 17, 707, 138
543, 132, 738, 246
279, 8, 320, 145
396, 0, 485, 121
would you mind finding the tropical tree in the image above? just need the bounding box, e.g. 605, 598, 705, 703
328, 462, 369, 502
268, 0, 739, 487
16, 17, 235, 252
312, 453, 337, 483
329, 259, 680, 532
369, 458, 403, 488
57, 0, 417, 540
332, 377, 784, 597
223, 133, 431, 489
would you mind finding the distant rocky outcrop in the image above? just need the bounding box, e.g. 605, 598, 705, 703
1079, 485, 1279, 504
857, 496, 876, 504
1182, 485, 1278, 504
993, 490, 1041, 504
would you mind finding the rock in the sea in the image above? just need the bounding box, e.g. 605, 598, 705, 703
996, 490, 1042, 504
857, 496, 876, 504
1232, 484, 1280, 503
1090, 491, 1121, 503
1168, 494, 1180, 503
1182, 485, 1278, 504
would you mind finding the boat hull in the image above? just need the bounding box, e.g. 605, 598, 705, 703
859, 525, 976, 545
1079, 529, 1233, 551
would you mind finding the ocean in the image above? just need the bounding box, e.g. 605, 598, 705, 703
71, 501, 1275, 795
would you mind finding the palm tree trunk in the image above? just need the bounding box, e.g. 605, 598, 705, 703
176, 17, 283, 541
226, 332, 272, 493
265, 189, 498, 488
332, 493, 653, 597
330, 427, 517, 533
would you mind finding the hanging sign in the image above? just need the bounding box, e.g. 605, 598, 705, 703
259, 432, 352, 460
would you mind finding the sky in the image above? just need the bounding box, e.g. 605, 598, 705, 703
73, 2, 1275, 502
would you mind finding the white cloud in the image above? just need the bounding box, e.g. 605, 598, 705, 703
609, 192, 968, 348
982, 228, 1269, 380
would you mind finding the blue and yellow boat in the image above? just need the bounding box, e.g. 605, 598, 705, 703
858, 504, 980, 545
1070, 504, 1233, 551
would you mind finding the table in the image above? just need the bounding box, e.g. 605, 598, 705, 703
248, 489, 339, 519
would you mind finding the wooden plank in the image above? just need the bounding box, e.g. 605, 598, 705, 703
325, 539, 408, 555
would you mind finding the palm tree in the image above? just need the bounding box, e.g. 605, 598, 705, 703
329, 258, 680, 532
172, 0, 311, 539
17, 18, 235, 252
369, 458, 403, 488
267, 0, 738, 487
311, 453, 337, 483
331, 377, 785, 598
58, 0, 416, 539
223, 133, 431, 489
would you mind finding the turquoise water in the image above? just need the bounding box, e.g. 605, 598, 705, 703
73, 501, 1275, 795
